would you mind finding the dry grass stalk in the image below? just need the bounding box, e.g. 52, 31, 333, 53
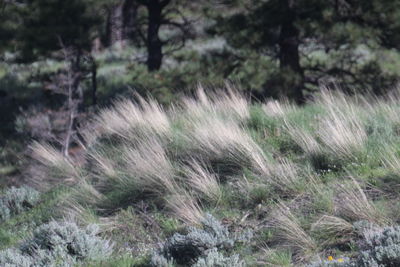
184, 160, 222, 202
31, 142, 80, 184
311, 215, 354, 245
187, 116, 271, 175
94, 96, 170, 141
285, 123, 321, 155
167, 193, 204, 225
317, 110, 366, 158
316, 88, 356, 114
181, 85, 249, 121
88, 149, 118, 178
269, 159, 301, 194
271, 202, 316, 262
263, 99, 295, 117
336, 179, 388, 226
121, 137, 177, 195
313, 88, 366, 158
381, 145, 400, 175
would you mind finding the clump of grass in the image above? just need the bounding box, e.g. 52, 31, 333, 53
263, 99, 295, 117
258, 158, 303, 196
30, 142, 81, 186
183, 160, 222, 203
335, 179, 389, 226
381, 144, 400, 175
167, 193, 204, 225
284, 123, 321, 156
317, 109, 366, 159
181, 84, 249, 122
93, 96, 170, 142
262, 249, 293, 267
119, 138, 177, 196
86, 136, 177, 200
270, 203, 316, 262
184, 116, 271, 176
311, 215, 354, 246
315, 89, 367, 159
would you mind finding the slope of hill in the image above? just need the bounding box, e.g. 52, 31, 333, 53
2, 87, 400, 266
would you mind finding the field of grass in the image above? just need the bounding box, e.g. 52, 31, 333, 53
3, 86, 400, 266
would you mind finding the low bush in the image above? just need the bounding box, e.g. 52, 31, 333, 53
0, 248, 32, 267
0, 186, 40, 221
0, 221, 112, 266
192, 248, 244, 267
357, 225, 400, 266
151, 214, 251, 266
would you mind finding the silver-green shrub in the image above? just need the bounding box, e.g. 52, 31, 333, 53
357, 226, 400, 267
0, 248, 32, 267
151, 214, 251, 266
0, 186, 40, 221
0, 221, 112, 266
192, 248, 244, 267
21, 221, 112, 261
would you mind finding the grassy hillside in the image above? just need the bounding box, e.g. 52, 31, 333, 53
3, 87, 400, 266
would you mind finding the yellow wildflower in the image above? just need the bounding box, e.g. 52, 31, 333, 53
327, 256, 334, 261
337, 258, 344, 263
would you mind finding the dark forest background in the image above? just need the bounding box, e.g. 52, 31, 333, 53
1, 0, 400, 183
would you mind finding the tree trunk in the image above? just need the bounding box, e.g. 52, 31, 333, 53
278, 0, 304, 103
91, 58, 97, 106
146, 1, 163, 71
122, 0, 138, 42
104, 8, 112, 47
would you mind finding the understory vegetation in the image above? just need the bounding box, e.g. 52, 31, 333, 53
4, 87, 400, 266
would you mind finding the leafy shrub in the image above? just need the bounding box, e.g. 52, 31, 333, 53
0, 186, 40, 221
0, 248, 32, 267
0, 221, 112, 266
151, 214, 251, 266
192, 248, 244, 267
22, 221, 112, 260
357, 226, 400, 266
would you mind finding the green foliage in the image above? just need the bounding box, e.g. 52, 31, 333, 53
19, 0, 101, 60
0, 186, 40, 222
211, 0, 400, 98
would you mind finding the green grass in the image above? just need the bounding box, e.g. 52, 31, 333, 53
0, 187, 69, 250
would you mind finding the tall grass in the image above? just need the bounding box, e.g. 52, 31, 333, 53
183, 160, 222, 203
181, 84, 249, 122
93, 96, 171, 142
336, 179, 389, 225
184, 115, 271, 176
271, 203, 316, 262
29, 86, 400, 265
